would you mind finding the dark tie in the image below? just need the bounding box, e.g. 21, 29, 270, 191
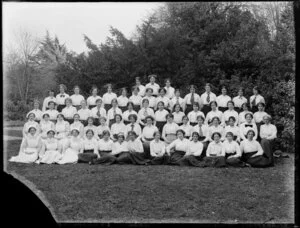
207, 93, 210, 103
97, 110, 100, 117
144, 109, 148, 117
245, 124, 252, 127
199, 126, 203, 137
176, 97, 179, 105
131, 124, 134, 131
239, 96, 242, 99
190, 92, 195, 105
251, 96, 256, 107
113, 109, 116, 116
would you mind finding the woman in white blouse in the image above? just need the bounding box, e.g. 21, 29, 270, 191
178, 132, 206, 167
84, 117, 99, 140
129, 86, 143, 112
102, 83, 117, 112
127, 131, 150, 165
122, 101, 139, 125
77, 129, 99, 163
138, 99, 155, 127
162, 113, 179, 145
125, 114, 142, 139
179, 115, 194, 139
166, 129, 190, 165
42, 90, 57, 112
43, 101, 59, 123
107, 98, 122, 128
187, 103, 205, 126
224, 116, 240, 142
70, 113, 84, 138
205, 101, 223, 126
250, 86, 265, 113
216, 86, 231, 113
150, 131, 169, 165
70, 85, 85, 110
203, 132, 226, 167
200, 83, 217, 116
253, 102, 269, 140
238, 102, 254, 125
22, 112, 40, 137
208, 116, 225, 142
239, 113, 258, 141
155, 88, 170, 110
135, 77, 146, 97
145, 74, 160, 97
259, 115, 277, 166
27, 100, 43, 123
90, 98, 107, 126
61, 98, 77, 124
155, 101, 169, 133
110, 114, 126, 141
222, 101, 239, 126
172, 104, 185, 126
184, 85, 201, 115
77, 100, 92, 126
112, 133, 132, 164
142, 88, 156, 109
170, 89, 185, 112
240, 129, 272, 167
87, 86, 101, 109
97, 117, 110, 139
141, 116, 159, 158
56, 84, 69, 112
39, 113, 55, 140
54, 113, 70, 148
192, 115, 210, 156
223, 132, 247, 167
117, 87, 129, 113
164, 78, 175, 99
232, 87, 247, 113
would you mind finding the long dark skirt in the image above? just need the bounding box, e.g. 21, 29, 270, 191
218, 107, 227, 113
202, 105, 211, 116
57, 104, 66, 112
88, 105, 96, 110
129, 152, 150, 165
34, 120, 41, 124
119, 106, 127, 113
109, 119, 116, 128
50, 120, 57, 124
74, 105, 81, 111
115, 152, 132, 164
168, 150, 186, 165
151, 154, 170, 165
241, 151, 273, 168
199, 140, 209, 159
94, 118, 100, 126
64, 118, 74, 124
234, 107, 242, 113
104, 104, 112, 112
133, 105, 140, 113
203, 156, 226, 167
80, 120, 88, 127
185, 104, 193, 115
190, 122, 197, 127
124, 120, 131, 125
156, 121, 167, 133
225, 153, 246, 167
178, 155, 206, 167
78, 150, 98, 163
142, 139, 153, 158
251, 106, 258, 113
260, 139, 274, 166
256, 122, 264, 142
92, 150, 116, 165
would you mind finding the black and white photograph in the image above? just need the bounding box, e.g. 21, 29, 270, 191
2, 1, 296, 225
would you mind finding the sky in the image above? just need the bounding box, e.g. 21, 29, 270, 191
2, 2, 163, 54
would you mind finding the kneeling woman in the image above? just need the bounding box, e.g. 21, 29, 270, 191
203, 132, 226, 167
223, 132, 247, 167
127, 131, 150, 165
178, 132, 205, 167
166, 129, 190, 165
77, 129, 98, 163
240, 129, 272, 168
9, 126, 42, 163
150, 131, 169, 165
57, 129, 83, 164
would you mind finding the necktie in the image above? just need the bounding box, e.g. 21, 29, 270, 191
245, 124, 252, 127
199, 125, 203, 137
131, 124, 134, 131
207, 93, 210, 103
239, 96, 242, 99
176, 97, 179, 105
144, 109, 148, 117
190, 92, 195, 105
97, 109, 100, 117
113, 109, 116, 117
251, 96, 257, 107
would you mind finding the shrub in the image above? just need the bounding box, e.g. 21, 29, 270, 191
5, 100, 31, 121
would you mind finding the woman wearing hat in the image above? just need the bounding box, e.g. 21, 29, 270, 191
164, 78, 175, 99
110, 114, 126, 141
111, 133, 132, 164
125, 114, 142, 140
222, 101, 239, 126
172, 104, 185, 126
22, 112, 40, 137
184, 85, 201, 115
77, 100, 92, 126
107, 98, 122, 128
166, 129, 190, 165
224, 116, 240, 142
57, 128, 84, 164
250, 86, 265, 113
259, 115, 277, 166
253, 102, 269, 141
90, 98, 107, 126
142, 88, 156, 109
127, 131, 150, 165
150, 131, 169, 165
38, 129, 62, 164
83, 117, 99, 140
208, 116, 225, 142
122, 102, 139, 125
61, 98, 77, 124
117, 88, 129, 113
162, 113, 179, 145
87, 86, 102, 110
9, 126, 42, 163
44, 101, 59, 123
70, 113, 84, 138
102, 84, 117, 112
42, 90, 57, 112
134, 77, 146, 97
232, 87, 247, 113
155, 101, 169, 133
27, 99, 43, 123
145, 74, 160, 97
240, 129, 272, 167
54, 113, 70, 148
204, 101, 223, 126
179, 116, 194, 139
129, 86, 143, 112
223, 132, 247, 167
56, 84, 69, 112
177, 132, 206, 167
238, 102, 254, 125
192, 115, 210, 157
96, 116, 111, 140
39, 113, 55, 140
187, 102, 205, 126
170, 89, 185, 112
200, 83, 217, 116
138, 99, 155, 127
216, 86, 231, 113
77, 129, 99, 163
141, 115, 159, 158
203, 132, 226, 167
155, 88, 170, 110
239, 113, 258, 141
70, 85, 85, 111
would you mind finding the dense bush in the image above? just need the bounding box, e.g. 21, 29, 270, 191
5, 100, 31, 121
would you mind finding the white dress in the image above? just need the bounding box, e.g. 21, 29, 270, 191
9, 135, 41, 163
40, 121, 54, 140
57, 137, 83, 164
39, 138, 62, 164
55, 120, 70, 148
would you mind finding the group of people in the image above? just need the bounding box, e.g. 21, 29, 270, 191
9, 75, 277, 168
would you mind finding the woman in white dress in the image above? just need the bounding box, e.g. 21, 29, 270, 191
224, 116, 240, 142
122, 101, 139, 125
250, 86, 265, 113
87, 86, 101, 109
84, 117, 99, 140
208, 116, 225, 142
110, 114, 126, 141
117, 87, 129, 113
57, 129, 84, 164
102, 83, 118, 112
179, 115, 194, 139
97, 116, 110, 139
54, 113, 70, 148
61, 98, 77, 125
40, 113, 55, 140
107, 98, 122, 128
172, 104, 185, 126
70, 113, 84, 138
150, 131, 169, 165
27, 99, 43, 123
9, 126, 42, 163
77, 99, 92, 126
70, 85, 85, 111
56, 84, 69, 112
44, 101, 59, 124
162, 113, 179, 145
141, 115, 159, 158
155, 88, 170, 111
138, 98, 155, 127
253, 102, 269, 140
22, 112, 40, 137
154, 101, 169, 133
222, 101, 239, 126
77, 129, 99, 163
238, 102, 254, 125
129, 86, 143, 112
205, 101, 223, 126
127, 131, 150, 165
203, 132, 226, 167
164, 78, 175, 99
38, 129, 62, 164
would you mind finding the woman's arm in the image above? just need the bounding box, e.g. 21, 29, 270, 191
267, 125, 277, 140
251, 141, 264, 157
162, 125, 167, 142
235, 142, 241, 157
166, 140, 176, 155
206, 143, 212, 157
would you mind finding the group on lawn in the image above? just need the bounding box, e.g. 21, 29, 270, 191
9, 75, 277, 168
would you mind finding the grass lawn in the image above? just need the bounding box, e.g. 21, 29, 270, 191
5, 139, 294, 223
4, 129, 23, 138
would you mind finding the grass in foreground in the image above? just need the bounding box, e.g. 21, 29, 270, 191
5, 139, 294, 223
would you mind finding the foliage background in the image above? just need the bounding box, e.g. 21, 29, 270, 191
3, 2, 295, 152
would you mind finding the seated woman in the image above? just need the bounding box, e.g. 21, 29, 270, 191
54, 113, 70, 148
39, 113, 55, 141
203, 132, 226, 168
90, 98, 106, 126
187, 103, 205, 126
222, 101, 239, 126
155, 88, 170, 111
145, 74, 160, 97
224, 116, 240, 142
223, 132, 247, 167
57, 129, 83, 164
9, 126, 42, 163
111, 114, 127, 141
107, 98, 122, 128
96, 116, 110, 140
127, 131, 150, 165
192, 115, 210, 158
208, 116, 225, 142
84, 117, 99, 140
70, 113, 84, 138
232, 87, 247, 113
166, 129, 190, 165
250, 86, 265, 113
38, 129, 62, 164
77, 129, 98, 163
87, 86, 101, 110
162, 113, 179, 145
61, 98, 77, 124
27, 100, 43, 123
238, 102, 254, 125
184, 85, 201, 115
154, 101, 169, 133
253, 102, 269, 141
117, 87, 129, 113
129, 86, 143, 112
135, 76, 146, 97
102, 83, 117, 112
170, 89, 185, 112
111, 133, 132, 164
43, 101, 59, 124
122, 101, 139, 125
259, 114, 277, 166
142, 88, 156, 109
239, 113, 258, 141
216, 86, 231, 113
42, 89, 57, 112
23, 112, 40, 137
138, 98, 155, 128
141, 115, 159, 158
150, 131, 169, 165
77, 100, 92, 126
178, 132, 205, 167
205, 101, 223, 126
164, 78, 175, 99
240, 129, 273, 167
125, 114, 142, 140
56, 84, 69, 112
172, 104, 185, 126
179, 115, 193, 139
70, 85, 85, 111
